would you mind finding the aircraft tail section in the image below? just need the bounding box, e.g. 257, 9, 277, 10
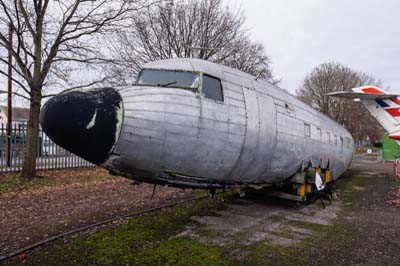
327, 86, 400, 140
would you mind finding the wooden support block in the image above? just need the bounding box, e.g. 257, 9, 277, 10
298, 184, 306, 197
325, 169, 331, 183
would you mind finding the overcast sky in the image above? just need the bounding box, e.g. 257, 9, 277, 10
225, 0, 400, 93
2, 0, 399, 106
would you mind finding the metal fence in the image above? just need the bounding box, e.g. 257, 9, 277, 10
0, 123, 94, 173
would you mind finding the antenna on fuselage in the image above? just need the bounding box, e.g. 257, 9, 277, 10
189, 47, 215, 59
255, 72, 263, 81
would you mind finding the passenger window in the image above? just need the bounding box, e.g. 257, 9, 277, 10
327, 132, 331, 143
316, 128, 322, 140
285, 103, 294, 114
334, 135, 338, 145
304, 123, 311, 137
202, 74, 223, 101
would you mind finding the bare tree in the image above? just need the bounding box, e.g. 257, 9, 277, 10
297, 62, 383, 142
111, 0, 276, 84
0, 0, 157, 179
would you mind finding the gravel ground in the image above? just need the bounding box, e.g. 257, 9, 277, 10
164, 153, 400, 266
2, 154, 400, 266
0, 169, 191, 257
183, 153, 400, 266
310, 154, 400, 266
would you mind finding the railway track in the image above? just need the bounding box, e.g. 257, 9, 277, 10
0, 195, 209, 263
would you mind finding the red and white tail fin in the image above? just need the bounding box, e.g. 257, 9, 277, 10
327, 86, 400, 140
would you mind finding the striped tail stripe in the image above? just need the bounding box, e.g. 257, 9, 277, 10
363, 87, 400, 117
385, 108, 400, 117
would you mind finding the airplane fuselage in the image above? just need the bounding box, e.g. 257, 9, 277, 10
40, 58, 354, 189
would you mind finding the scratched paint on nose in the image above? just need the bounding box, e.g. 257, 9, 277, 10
86, 109, 98, 129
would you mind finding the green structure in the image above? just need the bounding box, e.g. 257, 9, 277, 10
382, 132, 400, 161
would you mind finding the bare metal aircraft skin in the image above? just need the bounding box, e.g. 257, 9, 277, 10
40, 58, 354, 189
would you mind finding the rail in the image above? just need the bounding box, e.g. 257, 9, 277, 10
0, 195, 210, 263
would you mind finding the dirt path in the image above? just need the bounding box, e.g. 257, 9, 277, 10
0, 170, 190, 257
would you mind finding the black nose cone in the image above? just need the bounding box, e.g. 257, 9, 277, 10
40, 87, 123, 164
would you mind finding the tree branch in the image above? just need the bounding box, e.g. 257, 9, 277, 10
0, 69, 31, 96
0, 89, 30, 100
17, 0, 37, 39
42, 75, 117, 98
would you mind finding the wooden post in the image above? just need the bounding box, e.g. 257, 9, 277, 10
6, 23, 13, 167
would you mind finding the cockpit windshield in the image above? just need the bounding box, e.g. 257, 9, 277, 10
137, 69, 200, 89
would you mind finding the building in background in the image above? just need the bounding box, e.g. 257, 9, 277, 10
0, 106, 29, 126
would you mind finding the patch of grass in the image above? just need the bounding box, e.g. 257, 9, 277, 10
239, 241, 308, 266
236, 220, 353, 266
355, 146, 378, 154
135, 237, 228, 266
0, 169, 115, 194
192, 190, 209, 197
335, 173, 365, 209
231, 230, 251, 243
197, 228, 226, 238
7, 197, 230, 266
340, 168, 363, 179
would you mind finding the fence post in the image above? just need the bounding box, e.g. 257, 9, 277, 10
0, 122, 94, 173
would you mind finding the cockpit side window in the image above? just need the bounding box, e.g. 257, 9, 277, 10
137, 69, 199, 90
202, 74, 223, 102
